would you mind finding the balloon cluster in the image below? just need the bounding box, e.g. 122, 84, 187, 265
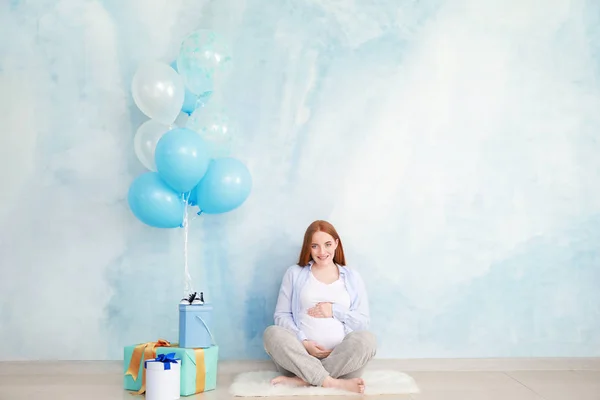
127, 30, 251, 228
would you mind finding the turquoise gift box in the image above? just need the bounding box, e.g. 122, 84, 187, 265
124, 341, 218, 396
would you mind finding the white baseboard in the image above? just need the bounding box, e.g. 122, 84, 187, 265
1, 358, 598, 376
365, 358, 600, 371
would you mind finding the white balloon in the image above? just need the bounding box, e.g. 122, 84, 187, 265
131, 61, 185, 125
133, 119, 172, 171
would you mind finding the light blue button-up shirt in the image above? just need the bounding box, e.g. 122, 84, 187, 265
273, 261, 370, 341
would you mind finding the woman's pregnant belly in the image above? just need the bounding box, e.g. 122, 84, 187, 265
298, 273, 351, 350
299, 314, 346, 350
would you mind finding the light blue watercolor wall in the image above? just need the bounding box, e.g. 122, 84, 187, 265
1, 0, 600, 361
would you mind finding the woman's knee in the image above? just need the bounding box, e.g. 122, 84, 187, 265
263, 325, 278, 347
263, 325, 290, 351
349, 330, 377, 356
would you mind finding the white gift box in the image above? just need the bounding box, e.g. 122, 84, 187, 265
145, 355, 181, 400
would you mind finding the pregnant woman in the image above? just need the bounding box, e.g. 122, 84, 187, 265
263, 220, 377, 394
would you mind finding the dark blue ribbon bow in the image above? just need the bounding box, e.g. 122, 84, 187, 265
155, 352, 178, 370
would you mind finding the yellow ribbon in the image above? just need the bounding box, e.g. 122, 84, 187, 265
193, 348, 206, 393
125, 339, 171, 395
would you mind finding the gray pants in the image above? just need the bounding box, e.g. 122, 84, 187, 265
263, 325, 377, 386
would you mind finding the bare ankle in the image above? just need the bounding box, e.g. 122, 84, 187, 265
321, 376, 335, 388
322, 376, 365, 394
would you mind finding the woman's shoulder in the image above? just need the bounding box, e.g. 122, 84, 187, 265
282, 263, 307, 277
285, 264, 304, 273
339, 265, 365, 279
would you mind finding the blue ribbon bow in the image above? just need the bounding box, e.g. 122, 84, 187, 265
155, 352, 178, 370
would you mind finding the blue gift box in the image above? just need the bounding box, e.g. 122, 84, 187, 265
179, 303, 214, 348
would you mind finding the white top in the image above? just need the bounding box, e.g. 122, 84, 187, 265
298, 272, 351, 350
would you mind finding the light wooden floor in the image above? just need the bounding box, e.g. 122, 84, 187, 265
1, 359, 599, 400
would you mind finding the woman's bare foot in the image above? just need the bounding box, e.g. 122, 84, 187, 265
271, 375, 310, 387
322, 376, 365, 393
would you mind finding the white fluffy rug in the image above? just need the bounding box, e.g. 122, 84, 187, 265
229, 370, 420, 397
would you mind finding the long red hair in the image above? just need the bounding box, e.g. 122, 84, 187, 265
298, 220, 346, 266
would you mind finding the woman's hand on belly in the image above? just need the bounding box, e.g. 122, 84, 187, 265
302, 340, 332, 359
307, 302, 333, 318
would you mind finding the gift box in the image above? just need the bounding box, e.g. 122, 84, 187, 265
124, 340, 219, 396
145, 353, 181, 400
179, 303, 214, 348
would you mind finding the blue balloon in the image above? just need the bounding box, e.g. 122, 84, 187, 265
155, 128, 211, 193
170, 61, 213, 115
195, 158, 252, 214
127, 172, 185, 228
184, 185, 198, 207
182, 90, 213, 115
182, 89, 199, 115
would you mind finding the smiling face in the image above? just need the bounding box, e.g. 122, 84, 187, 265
310, 230, 339, 267
297, 220, 347, 267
